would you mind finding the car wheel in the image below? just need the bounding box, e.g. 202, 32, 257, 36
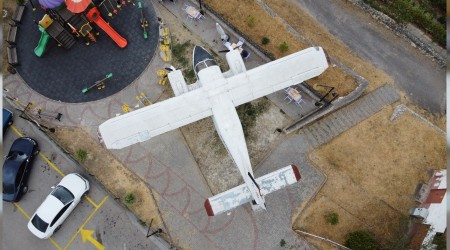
54, 225, 62, 232
22, 185, 28, 194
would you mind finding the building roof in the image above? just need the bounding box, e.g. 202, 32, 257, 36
421, 170, 447, 246
429, 169, 446, 190
410, 223, 431, 250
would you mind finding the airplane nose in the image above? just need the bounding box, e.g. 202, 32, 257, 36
193, 45, 215, 74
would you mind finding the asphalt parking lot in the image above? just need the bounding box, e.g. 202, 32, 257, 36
2, 102, 163, 250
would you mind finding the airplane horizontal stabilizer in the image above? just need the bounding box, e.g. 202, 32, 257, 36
204, 165, 301, 216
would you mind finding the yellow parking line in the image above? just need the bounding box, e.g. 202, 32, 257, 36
39, 152, 65, 177
10, 125, 99, 249
49, 238, 63, 250
11, 124, 104, 249
13, 203, 62, 250
12, 125, 98, 208
10, 125, 65, 177
63, 196, 108, 250
13, 202, 31, 220
84, 195, 99, 208
11, 125, 23, 137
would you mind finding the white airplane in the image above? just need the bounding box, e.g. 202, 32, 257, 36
98, 46, 330, 216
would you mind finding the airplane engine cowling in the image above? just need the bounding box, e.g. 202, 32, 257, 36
167, 70, 188, 96
226, 50, 247, 76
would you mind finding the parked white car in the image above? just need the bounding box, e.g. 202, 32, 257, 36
28, 173, 89, 239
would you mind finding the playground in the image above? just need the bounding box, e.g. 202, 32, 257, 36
11, 0, 159, 103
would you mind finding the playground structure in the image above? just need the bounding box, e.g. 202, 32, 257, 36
34, 1, 127, 57
57, 7, 98, 45
86, 7, 127, 48
34, 26, 50, 57
158, 19, 171, 62
136, 92, 151, 106
35, 13, 76, 55
82, 73, 113, 93
156, 69, 168, 85
138, 1, 148, 39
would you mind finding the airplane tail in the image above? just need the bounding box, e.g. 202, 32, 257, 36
204, 165, 301, 216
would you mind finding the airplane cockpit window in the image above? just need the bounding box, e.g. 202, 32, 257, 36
194, 59, 218, 74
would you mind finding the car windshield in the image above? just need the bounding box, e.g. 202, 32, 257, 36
31, 214, 49, 233
51, 186, 74, 205
3, 181, 15, 194
8, 151, 27, 161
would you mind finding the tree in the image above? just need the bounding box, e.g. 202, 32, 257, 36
345, 231, 378, 250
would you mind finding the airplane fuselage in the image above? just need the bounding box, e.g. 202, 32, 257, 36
194, 49, 266, 207
98, 45, 330, 215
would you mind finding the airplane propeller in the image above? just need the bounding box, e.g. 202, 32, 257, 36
164, 65, 181, 72
219, 46, 242, 53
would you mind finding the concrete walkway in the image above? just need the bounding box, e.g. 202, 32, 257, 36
3, 0, 405, 249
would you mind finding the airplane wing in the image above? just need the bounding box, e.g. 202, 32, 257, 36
98, 89, 212, 149
204, 165, 301, 216
227, 47, 329, 106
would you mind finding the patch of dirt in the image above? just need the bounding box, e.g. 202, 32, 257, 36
181, 98, 291, 194
50, 127, 166, 239
294, 105, 446, 248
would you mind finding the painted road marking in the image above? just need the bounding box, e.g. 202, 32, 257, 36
11, 125, 23, 137
10, 125, 99, 207
10, 125, 107, 250
13, 202, 62, 250
80, 229, 105, 250
63, 196, 109, 250
39, 152, 66, 177
84, 195, 99, 208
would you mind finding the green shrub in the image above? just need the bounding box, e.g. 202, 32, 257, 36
172, 40, 191, 67
237, 100, 269, 138
280, 239, 286, 247
184, 68, 196, 83
261, 37, 270, 45
325, 212, 339, 225
279, 42, 288, 53
247, 16, 256, 27
124, 193, 136, 206
433, 233, 446, 250
345, 231, 378, 250
362, 0, 445, 47
75, 149, 88, 163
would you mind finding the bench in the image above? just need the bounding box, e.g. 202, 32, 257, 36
11, 5, 25, 24
6, 25, 18, 45
7, 46, 19, 66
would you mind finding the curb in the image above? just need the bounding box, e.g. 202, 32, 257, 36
349, 0, 445, 68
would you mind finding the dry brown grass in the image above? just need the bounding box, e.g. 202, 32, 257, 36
51, 127, 166, 237
203, 0, 393, 98
265, 0, 393, 91
294, 105, 446, 247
